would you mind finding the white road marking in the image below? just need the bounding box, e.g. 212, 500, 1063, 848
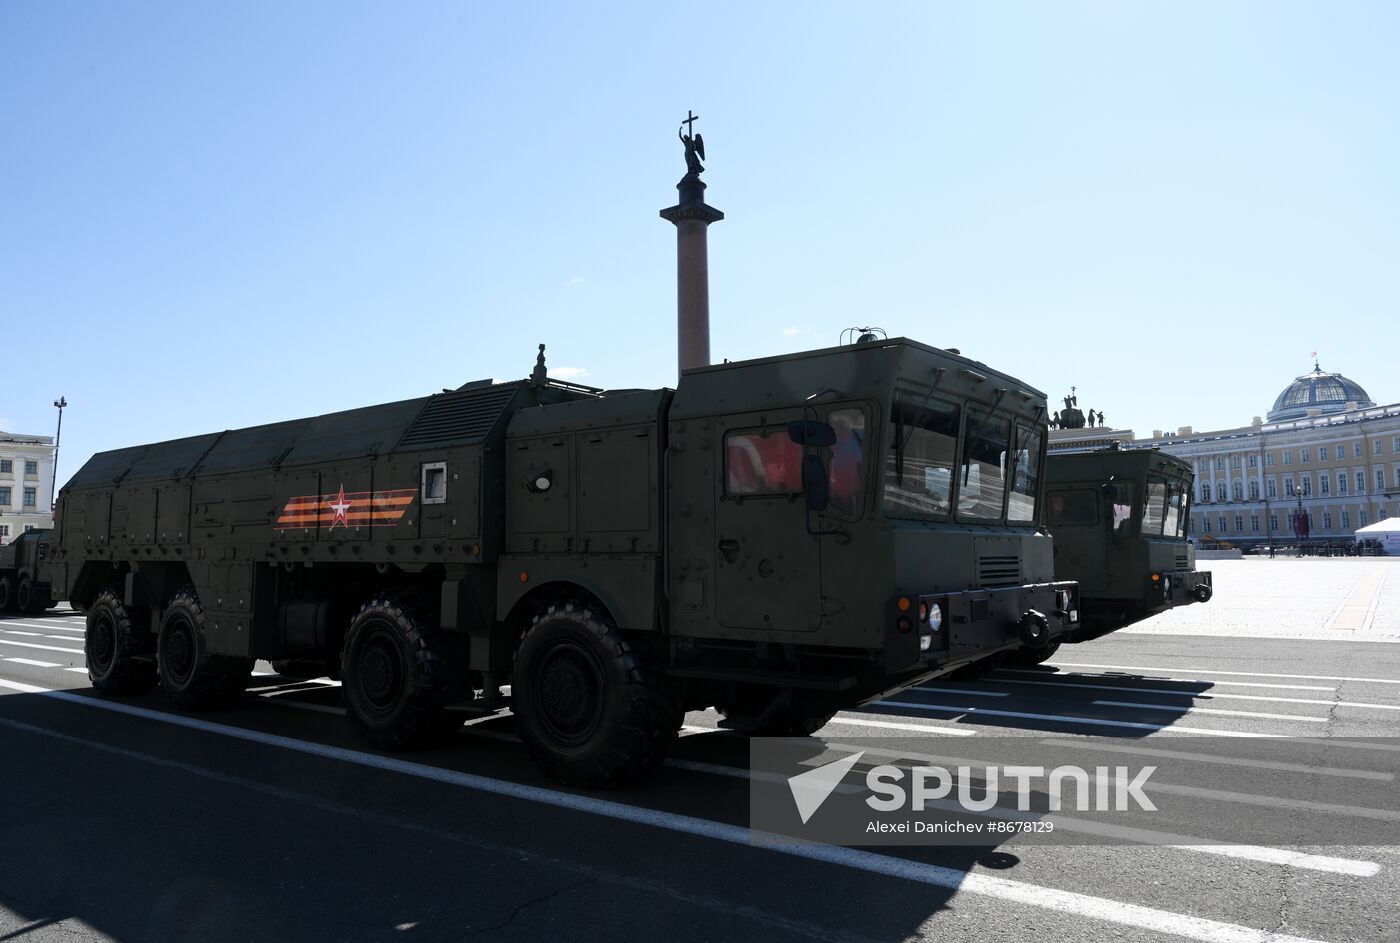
1, 621, 85, 633
907, 685, 1010, 697
64, 667, 90, 674
0, 679, 1337, 943
47, 636, 82, 642
1091, 700, 1329, 723
998, 678, 1400, 711
1050, 662, 1400, 685
1, 630, 43, 637
0, 638, 84, 655
1037, 739, 1394, 782
5, 658, 63, 668
873, 701, 1281, 738
999, 668, 1336, 691
824, 716, 978, 736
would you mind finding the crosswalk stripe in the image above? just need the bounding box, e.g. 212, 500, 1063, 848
1091, 700, 1328, 723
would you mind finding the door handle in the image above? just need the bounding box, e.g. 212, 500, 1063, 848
718, 538, 740, 563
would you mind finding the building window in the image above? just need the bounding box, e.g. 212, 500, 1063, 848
1267, 479, 1277, 498
1300, 448, 1310, 463
1266, 454, 1275, 466
1376, 440, 1385, 456
1357, 471, 1366, 493
1301, 476, 1311, 496
1270, 514, 1279, 532
1393, 437, 1400, 452
1215, 458, 1224, 471
1321, 475, 1330, 495
0, 459, 10, 474
0, 486, 9, 506
1202, 517, 1211, 533
1250, 515, 1260, 532
1219, 515, 1228, 532
1283, 451, 1293, 465
24, 461, 37, 476
1323, 512, 1333, 530
1234, 515, 1244, 531
1381, 507, 1389, 520
22, 487, 36, 508
1359, 509, 1368, 527
1337, 445, 1346, 460
1248, 455, 1257, 468
0, 524, 7, 539
1231, 456, 1242, 469
1354, 442, 1363, 457
1201, 482, 1212, 502
1342, 511, 1350, 529
1249, 481, 1259, 500
1338, 473, 1348, 494
1394, 465, 1400, 488
1378, 469, 1386, 491
1285, 478, 1295, 496
1233, 481, 1244, 501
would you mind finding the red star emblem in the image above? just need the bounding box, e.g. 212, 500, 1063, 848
328, 484, 352, 531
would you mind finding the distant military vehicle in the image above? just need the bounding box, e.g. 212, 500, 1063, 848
0, 528, 57, 613
1003, 446, 1211, 666
51, 339, 1078, 786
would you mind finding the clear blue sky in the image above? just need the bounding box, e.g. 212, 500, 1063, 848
3, 2, 1397, 484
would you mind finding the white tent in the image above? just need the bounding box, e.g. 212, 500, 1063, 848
1354, 517, 1400, 554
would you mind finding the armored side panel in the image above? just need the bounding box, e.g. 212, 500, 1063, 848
496, 389, 670, 634
56, 380, 561, 660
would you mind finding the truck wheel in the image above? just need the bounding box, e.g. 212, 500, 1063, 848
340, 595, 460, 751
0, 577, 15, 612
1002, 640, 1062, 668
18, 578, 50, 615
86, 588, 157, 695
513, 602, 679, 787
157, 589, 251, 710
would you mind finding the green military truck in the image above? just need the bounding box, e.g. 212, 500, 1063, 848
53, 339, 1077, 785
0, 528, 57, 613
1004, 446, 1211, 666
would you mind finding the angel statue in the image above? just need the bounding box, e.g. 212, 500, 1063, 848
679, 110, 705, 176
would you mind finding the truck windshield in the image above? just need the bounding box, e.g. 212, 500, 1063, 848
885, 398, 959, 520
1164, 480, 1187, 537
1008, 425, 1042, 523
958, 409, 1010, 521
1142, 478, 1169, 536
1106, 480, 1136, 536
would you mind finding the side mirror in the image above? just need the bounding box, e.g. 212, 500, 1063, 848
801, 454, 829, 512
787, 420, 837, 448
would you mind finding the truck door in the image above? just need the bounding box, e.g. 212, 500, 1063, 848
714, 411, 822, 632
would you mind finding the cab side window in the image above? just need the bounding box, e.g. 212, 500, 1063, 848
725, 431, 803, 495
1046, 488, 1098, 525
826, 407, 866, 517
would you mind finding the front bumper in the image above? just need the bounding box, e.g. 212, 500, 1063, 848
886, 580, 1079, 676
1151, 569, 1213, 607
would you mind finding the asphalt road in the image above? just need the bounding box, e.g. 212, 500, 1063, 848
2, 558, 1398, 943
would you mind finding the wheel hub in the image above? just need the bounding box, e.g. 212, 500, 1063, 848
164, 622, 195, 684
356, 633, 404, 716
536, 643, 603, 744
89, 615, 116, 671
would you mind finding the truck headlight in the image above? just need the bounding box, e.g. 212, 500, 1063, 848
1162, 576, 1172, 594
926, 601, 943, 632
1055, 590, 1070, 612
919, 633, 933, 652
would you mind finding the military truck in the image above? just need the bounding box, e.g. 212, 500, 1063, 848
1003, 446, 1211, 666
53, 339, 1077, 786
0, 528, 57, 613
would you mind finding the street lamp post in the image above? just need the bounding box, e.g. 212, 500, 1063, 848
51, 397, 66, 510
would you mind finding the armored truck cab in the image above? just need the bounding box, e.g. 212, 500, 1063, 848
55, 339, 1076, 786
1012, 447, 1211, 664
0, 527, 57, 613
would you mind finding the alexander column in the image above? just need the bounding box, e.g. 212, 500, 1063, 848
660, 111, 724, 374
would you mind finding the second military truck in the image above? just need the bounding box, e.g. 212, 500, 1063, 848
54, 338, 1078, 785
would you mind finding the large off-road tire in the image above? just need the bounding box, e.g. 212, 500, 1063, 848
18, 578, 50, 615
340, 594, 461, 751
157, 589, 252, 710
0, 577, 15, 613
512, 602, 680, 788
86, 588, 157, 695
1001, 640, 1062, 668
